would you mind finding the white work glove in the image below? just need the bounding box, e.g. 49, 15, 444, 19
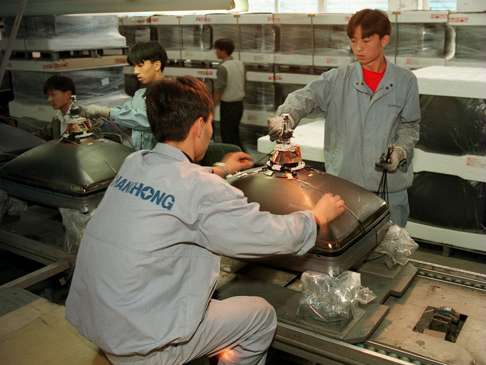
267, 114, 294, 142
79, 104, 111, 119
383, 145, 407, 172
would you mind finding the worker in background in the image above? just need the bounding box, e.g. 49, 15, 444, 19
43, 75, 76, 139
213, 38, 245, 149
66, 76, 346, 365
268, 9, 420, 227
80, 41, 167, 150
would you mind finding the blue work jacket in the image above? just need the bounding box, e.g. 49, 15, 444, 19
110, 88, 156, 150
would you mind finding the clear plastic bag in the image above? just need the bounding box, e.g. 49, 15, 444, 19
240, 24, 277, 53
59, 207, 94, 253
297, 271, 374, 322
5, 15, 120, 39
374, 224, 419, 267
419, 95, 486, 156
0, 190, 28, 221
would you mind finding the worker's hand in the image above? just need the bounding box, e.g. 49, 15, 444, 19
312, 193, 346, 231
268, 114, 294, 142
382, 146, 406, 172
79, 104, 111, 119
221, 152, 254, 175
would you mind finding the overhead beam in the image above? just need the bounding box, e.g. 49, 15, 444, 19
0, 0, 238, 16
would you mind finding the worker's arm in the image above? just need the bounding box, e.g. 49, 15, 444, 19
213, 65, 227, 106
109, 89, 152, 131
392, 74, 421, 171
195, 179, 345, 259
197, 181, 317, 258
276, 68, 337, 126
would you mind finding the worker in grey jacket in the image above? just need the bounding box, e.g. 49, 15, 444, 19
66, 76, 345, 365
213, 38, 245, 148
269, 9, 420, 227
81, 41, 167, 149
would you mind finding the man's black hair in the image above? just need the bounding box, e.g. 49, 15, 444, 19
43, 75, 76, 95
347, 9, 391, 39
214, 38, 235, 56
127, 41, 168, 71
145, 76, 214, 142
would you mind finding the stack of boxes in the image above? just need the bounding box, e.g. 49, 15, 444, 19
407, 66, 486, 253
3, 14, 128, 129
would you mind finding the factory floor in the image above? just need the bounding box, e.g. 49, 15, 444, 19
1, 124, 485, 364
1, 204, 486, 365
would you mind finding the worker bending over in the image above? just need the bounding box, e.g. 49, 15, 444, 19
66, 76, 345, 365
269, 9, 420, 227
81, 41, 167, 149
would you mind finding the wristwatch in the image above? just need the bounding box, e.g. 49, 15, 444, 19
213, 162, 230, 177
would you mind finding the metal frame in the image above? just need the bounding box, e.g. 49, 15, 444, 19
0, 229, 74, 289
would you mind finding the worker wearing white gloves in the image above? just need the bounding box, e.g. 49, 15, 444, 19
66, 76, 346, 365
268, 9, 420, 227
80, 41, 167, 150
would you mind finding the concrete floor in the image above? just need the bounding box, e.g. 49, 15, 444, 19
413, 241, 486, 275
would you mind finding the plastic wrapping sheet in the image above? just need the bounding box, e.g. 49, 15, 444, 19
297, 271, 374, 322
153, 25, 182, 50
11, 67, 125, 103
182, 25, 211, 51
212, 25, 239, 50
314, 25, 352, 56
4, 15, 120, 39
408, 172, 486, 232
454, 26, 486, 60
119, 25, 152, 48
278, 25, 313, 54
373, 225, 419, 268
395, 23, 447, 57
418, 95, 486, 155
244, 81, 276, 111
240, 24, 277, 53
59, 207, 94, 253
0, 190, 28, 222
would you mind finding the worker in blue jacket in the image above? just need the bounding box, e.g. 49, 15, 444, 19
269, 9, 420, 227
66, 76, 346, 365
81, 41, 167, 149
